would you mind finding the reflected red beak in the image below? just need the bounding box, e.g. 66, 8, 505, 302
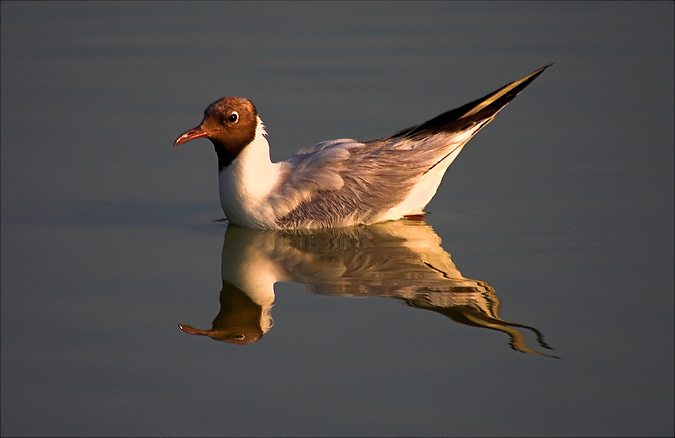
174, 126, 209, 146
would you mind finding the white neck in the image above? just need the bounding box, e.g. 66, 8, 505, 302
221, 227, 285, 333
218, 119, 281, 228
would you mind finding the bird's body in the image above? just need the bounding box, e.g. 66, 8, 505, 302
174, 66, 549, 229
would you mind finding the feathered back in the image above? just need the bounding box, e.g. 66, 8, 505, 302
264, 65, 552, 228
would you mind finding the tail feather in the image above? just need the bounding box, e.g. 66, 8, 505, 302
392, 64, 552, 141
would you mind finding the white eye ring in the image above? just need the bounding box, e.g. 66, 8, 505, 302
228, 112, 239, 123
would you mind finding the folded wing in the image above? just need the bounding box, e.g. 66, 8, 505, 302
269, 65, 551, 229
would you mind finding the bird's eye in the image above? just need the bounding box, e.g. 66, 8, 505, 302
228, 112, 239, 123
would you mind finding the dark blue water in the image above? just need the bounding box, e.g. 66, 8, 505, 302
2, 2, 673, 436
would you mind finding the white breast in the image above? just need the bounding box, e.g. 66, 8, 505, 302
218, 120, 282, 228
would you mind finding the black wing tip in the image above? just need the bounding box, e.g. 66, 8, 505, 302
503, 63, 553, 99
522, 62, 554, 85
393, 64, 552, 140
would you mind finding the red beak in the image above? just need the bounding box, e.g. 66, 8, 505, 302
174, 126, 209, 146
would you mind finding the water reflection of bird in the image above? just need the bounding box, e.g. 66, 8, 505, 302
179, 219, 557, 357
174, 66, 550, 229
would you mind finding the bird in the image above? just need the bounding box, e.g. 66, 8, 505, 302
177, 220, 557, 356
174, 65, 550, 229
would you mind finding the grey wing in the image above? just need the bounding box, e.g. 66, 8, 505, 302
271, 65, 551, 229
270, 134, 467, 229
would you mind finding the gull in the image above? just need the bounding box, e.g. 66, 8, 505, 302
177, 221, 558, 356
174, 65, 550, 229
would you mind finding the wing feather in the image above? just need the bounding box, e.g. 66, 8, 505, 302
269, 133, 470, 228
269, 65, 551, 228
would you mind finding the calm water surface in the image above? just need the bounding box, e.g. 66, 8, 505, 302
2, 2, 673, 436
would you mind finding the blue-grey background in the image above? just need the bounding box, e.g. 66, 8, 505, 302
2, 2, 673, 436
